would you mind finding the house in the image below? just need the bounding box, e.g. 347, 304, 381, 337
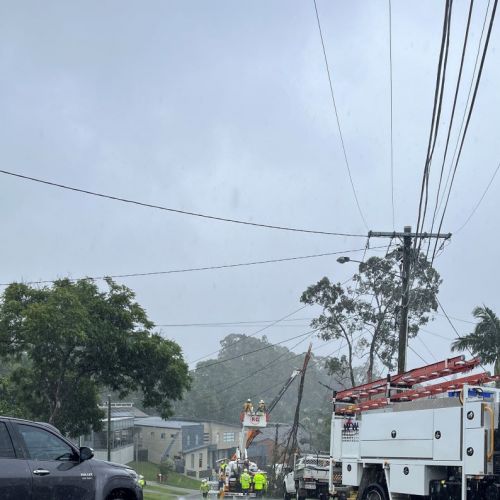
134, 417, 242, 478
81, 404, 139, 464
174, 417, 242, 467
134, 417, 216, 478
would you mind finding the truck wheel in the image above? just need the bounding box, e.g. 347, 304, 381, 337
284, 491, 292, 500
106, 490, 131, 500
296, 489, 306, 500
361, 483, 388, 500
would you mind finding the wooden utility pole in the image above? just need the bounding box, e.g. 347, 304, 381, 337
107, 395, 112, 461
368, 227, 451, 374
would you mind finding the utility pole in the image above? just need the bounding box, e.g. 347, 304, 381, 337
398, 226, 412, 374
107, 395, 112, 462
368, 226, 451, 374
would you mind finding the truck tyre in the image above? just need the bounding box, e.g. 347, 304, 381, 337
284, 488, 292, 500
106, 489, 134, 500
361, 483, 388, 500
296, 489, 306, 500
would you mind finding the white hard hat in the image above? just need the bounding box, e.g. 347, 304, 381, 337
259, 400, 264, 404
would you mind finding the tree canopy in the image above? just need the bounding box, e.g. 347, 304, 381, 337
172, 333, 334, 450
452, 306, 500, 377
301, 249, 441, 383
0, 278, 190, 436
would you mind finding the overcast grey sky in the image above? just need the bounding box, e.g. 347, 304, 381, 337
0, 0, 498, 369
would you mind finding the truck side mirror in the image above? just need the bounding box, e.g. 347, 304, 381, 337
79, 446, 94, 461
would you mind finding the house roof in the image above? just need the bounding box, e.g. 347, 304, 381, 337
112, 408, 149, 418
172, 416, 241, 429
134, 417, 199, 429
99, 404, 149, 419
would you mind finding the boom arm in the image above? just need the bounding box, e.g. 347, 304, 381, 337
245, 369, 302, 449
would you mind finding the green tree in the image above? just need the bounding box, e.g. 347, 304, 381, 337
0, 377, 24, 418
451, 306, 500, 377
173, 334, 332, 427
301, 250, 441, 383
0, 279, 190, 436
159, 457, 175, 476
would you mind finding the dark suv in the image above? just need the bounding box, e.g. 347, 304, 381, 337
0, 415, 143, 500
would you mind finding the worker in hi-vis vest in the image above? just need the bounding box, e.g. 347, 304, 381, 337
252, 471, 267, 497
240, 469, 251, 495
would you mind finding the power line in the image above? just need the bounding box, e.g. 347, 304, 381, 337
0, 169, 365, 238
195, 336, 337, 413
435, 0, 491, 219
408, 344, 429, 365
192, 333, 316, 402
455, 161, 500, 233
193, 330, 317, 372
436, 296, 487, 374
188, 305, 308, 366
411, 252, 487, 372
185, 271, 363, 366
415, 0, 453, 256
216, 376, 292, 415
388, 0, 395, 229
431, 0, 498, 263
0, 245, 385, 287
415, 334, 438, 362
427, 0, 475, 254
312, 0, 369, 230
155, 317, 314, 328
436, 311, 475, 325
420, 327, 455, 341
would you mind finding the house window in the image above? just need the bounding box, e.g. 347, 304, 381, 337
199, 452, 203, 468
187, 435, 191, 447
150, 432, 155, 438
161, 433, 166, 439
191, 453, 195, 468
223, 432, 235, 443
195, 434, 199, 445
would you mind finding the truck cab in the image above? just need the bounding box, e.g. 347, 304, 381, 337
0, 416, 143, 500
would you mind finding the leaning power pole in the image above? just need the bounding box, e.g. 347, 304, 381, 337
368, 226, 451, 374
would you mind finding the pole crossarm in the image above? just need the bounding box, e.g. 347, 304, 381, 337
368, 231, 452, 239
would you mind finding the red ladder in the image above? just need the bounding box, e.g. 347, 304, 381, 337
334, 356, 498, 414
336, 356, 480, 402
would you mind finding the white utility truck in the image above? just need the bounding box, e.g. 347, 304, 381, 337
328, 356, 500, 500
284, 454, 339, 500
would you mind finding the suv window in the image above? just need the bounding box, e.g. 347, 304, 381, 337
17, 424, 75, 461
0, 422, 16, 458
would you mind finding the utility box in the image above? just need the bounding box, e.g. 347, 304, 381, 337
341, 462, 362, 487
390, 464, 445, 496
360, 409, 434, 459
433, 406, 462, 461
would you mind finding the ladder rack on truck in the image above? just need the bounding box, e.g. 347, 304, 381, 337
328, 356, 500, 500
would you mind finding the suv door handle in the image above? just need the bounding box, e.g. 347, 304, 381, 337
33, 469, 51, 476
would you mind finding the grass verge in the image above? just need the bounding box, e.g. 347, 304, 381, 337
127, 461, 202, 489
